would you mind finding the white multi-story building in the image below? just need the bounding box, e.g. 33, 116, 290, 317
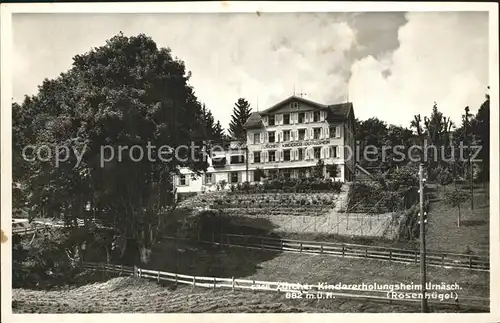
175, 95, 356, 194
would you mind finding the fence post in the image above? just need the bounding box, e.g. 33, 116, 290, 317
138, 268, 142, 278
342, 245, 345, 257
232, 277, 235, 291
442, 254, 445, 267
389, 250, 392, 261
261, 238, 264, 250
469, 255, 472, 269
134, 265, 138, 277
157, 271, 160, 283
320, 244, 323, 254
281, 240, 284, 251
415, 252, 418, 263
365, 247, 368, 258
213, 277, 216, 290
253, 280, 256, 293
120, 264, 123, 276
193, 276, 196, 289
300, 242, 303, 253
175, 274, 178, 286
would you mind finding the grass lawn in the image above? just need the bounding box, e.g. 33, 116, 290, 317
426, 182, 489, 255
13, 276, 468, 313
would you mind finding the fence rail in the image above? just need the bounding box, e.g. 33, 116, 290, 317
82, 261, 489, 311
11, 218, 109, 236
163, 234, 489, 272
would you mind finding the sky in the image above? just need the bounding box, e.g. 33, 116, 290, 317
12, 11, 489, 131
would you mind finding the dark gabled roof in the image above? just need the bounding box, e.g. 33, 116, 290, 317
243, 111, 263, 129
327, 102, 353, 120
259, 95, 328, 115
243, 97, 354, 129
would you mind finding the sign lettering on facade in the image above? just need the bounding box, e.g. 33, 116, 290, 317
260, 139, 330, 150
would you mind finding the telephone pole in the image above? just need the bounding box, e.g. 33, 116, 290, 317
419, 163, 429, 312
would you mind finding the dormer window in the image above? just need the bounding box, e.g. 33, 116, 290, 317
292, 102, 299, 109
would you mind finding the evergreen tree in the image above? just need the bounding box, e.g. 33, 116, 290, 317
229, 98, 252, 140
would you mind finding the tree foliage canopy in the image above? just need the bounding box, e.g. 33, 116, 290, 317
12, 33, 225, 264
229, 98, 252, 140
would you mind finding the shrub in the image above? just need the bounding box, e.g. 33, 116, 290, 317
438, 168, 453, 186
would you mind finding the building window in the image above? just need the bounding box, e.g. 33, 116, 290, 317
283, 130, 291, 142
230, 172, 239, 184
313, 111, 320, 122
284, 149, 291, 161
313, 128, 321, 140
298, 148, 304, 161
268, 115, 275, 126
298, 112, 305, 123
205, 173, 212, 184
269, 150, 276, 162
283, 113, 290, 125
254, 151, 261, 163
179, 174, 187, 186
298, 129, 306, 140
314, 147, 321, 159
212, 157, 226, 168
253, 133, 260, 144
331, 146, 338, 158
230, 155, 245, 164
268, 131, 276, 143
330, 126, 337, 138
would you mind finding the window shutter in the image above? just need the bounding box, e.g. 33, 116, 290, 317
279, 114, 283, 125
321, 147, 325, 159
337, 146, 340, 158
248, 133, 253, 145
325, 127, 330, 138
326, 146, 330, 158
238, 172, 242, 183
263, 116, 268, 126
260, 133, 264, 144
320, 128, 324, 139
280, 150, 284, 161
264, 151, 268, 163
249, 152, 254, 163
265, 132, 269, 143
320, 110, 325, 121
310, 129, 314, 140
336, 126, 341, 138
202, 174, 206, 185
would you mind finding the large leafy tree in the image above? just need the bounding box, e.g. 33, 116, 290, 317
12, 33, 218, 264
229, 98, 252, 140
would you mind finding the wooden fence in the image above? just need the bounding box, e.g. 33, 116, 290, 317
82, 261, 489, 311
163, 234, 489, 271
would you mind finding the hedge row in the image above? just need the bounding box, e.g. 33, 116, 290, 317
229, 178, 343, 194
